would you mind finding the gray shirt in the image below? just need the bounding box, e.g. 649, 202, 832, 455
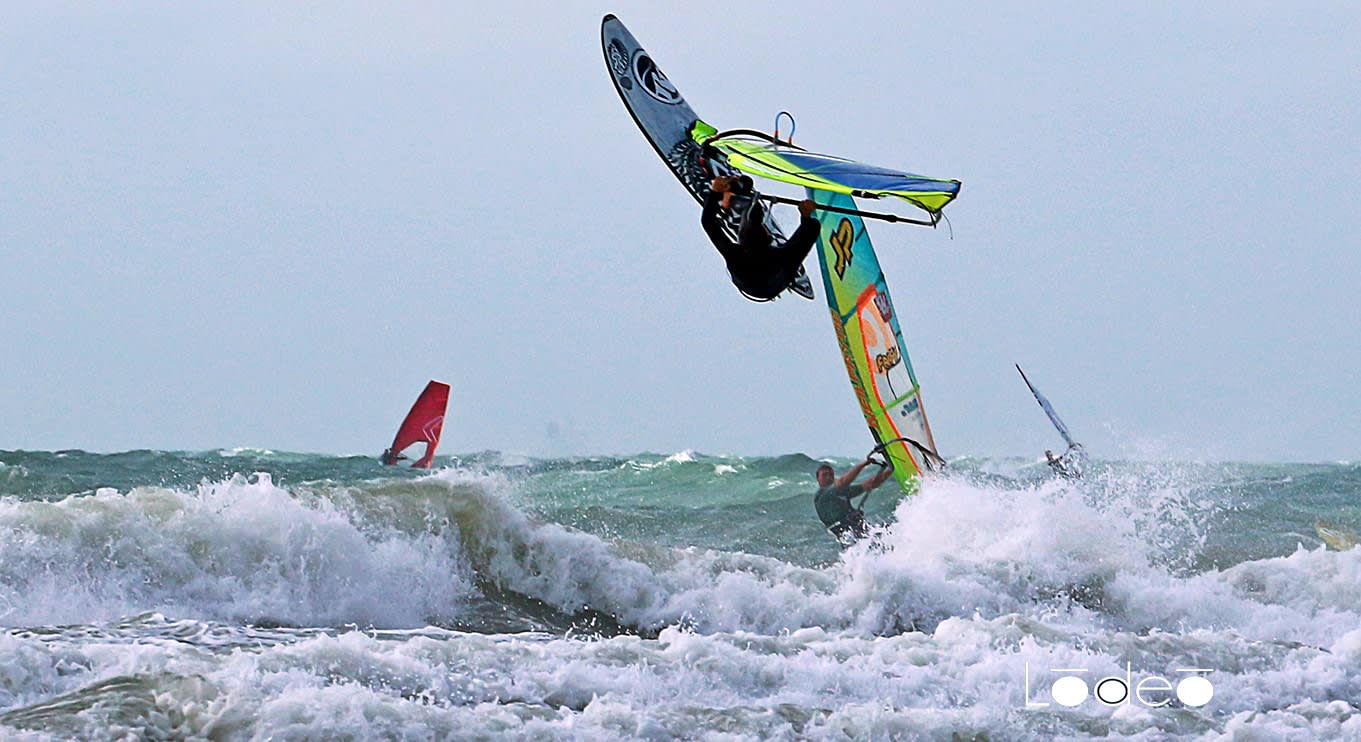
814, 483, 866, 527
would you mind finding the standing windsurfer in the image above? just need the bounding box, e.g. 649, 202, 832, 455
701, 175, 819, 300
814, 459, 894, 544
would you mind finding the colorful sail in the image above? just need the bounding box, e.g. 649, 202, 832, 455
811, 190, 941, 495
701, 131, 961, 218
381, 380, 449, 469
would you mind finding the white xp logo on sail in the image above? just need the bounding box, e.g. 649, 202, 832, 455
1024, 664, 1213, 709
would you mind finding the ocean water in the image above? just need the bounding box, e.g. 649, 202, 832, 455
0, 449, 1358, 741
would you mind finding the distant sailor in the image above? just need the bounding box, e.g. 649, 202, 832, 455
1016, 365, 1085, 480
814, 458, 894, 545
381, 380, 449, 469
701, 175, 820, 300
1045, 445, 1084, 479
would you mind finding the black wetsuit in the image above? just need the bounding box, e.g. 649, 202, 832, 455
701, 189, 820, 300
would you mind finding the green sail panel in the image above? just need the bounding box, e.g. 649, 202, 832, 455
811, 190, 940, 494
710, 135, 960, 216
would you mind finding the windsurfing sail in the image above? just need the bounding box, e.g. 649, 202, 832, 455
381, 380, 449, 469
695, 128, 962, 224
1016, 364, 1085, 478
1015, 364, 1078, 450
811, 189, 943, 495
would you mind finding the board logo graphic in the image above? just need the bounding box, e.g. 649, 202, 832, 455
665, 139, 705, 191
830, 218, 855, 278
631, 50, 681, 104
607, 39, 633, 90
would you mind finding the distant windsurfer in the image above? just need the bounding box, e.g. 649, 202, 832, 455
1045, 445, 1084, 479
381, 380, 449, 469
814, 459, 894, 545
701, 175, 819, 300
1016, 365, 1086, 480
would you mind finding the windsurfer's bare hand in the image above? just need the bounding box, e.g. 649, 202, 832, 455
711, 177, 731, 193
798, 199, 816, 218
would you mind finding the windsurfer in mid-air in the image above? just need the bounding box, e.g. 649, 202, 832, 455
814, 458, 894, 545
701, 175, 819, 300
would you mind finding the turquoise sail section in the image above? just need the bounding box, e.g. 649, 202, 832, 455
811, 190, 939, 493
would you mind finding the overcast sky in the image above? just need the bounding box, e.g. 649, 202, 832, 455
3, 2, 1358, 463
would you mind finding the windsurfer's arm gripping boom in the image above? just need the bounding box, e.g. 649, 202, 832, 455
700, 176, 820, 301
837, 456, 894, 495
758, 193, 939, 226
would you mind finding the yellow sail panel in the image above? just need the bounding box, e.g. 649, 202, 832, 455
711, 135, 961, 216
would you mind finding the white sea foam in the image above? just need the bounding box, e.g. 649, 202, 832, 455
3, 606, 1356, 740
0, 473, 476, 629
2, 458, 1358, 739
663, 450, 697, 464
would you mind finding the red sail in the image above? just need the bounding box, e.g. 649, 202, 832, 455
382, 381, 449, 468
